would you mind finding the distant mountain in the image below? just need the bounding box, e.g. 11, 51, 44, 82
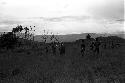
112, 31, 125, 39
34, 33, 125, 42
0, 32, 124, 42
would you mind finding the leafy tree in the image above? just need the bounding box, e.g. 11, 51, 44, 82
12, 25, 23, 34
23, 26, 35, 40
0, 32, 18, 49
0, 25, 36, 49
86, 34, 91, 40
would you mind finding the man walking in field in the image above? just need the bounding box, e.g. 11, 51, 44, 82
81, 40, 85, 56
103, 42, 107, 49
45, 45, 49, 54
59, 43, 65, 56
94, 38, 101, 54
111, 41, 115, 49
51, 42, 56, 55
90, 42, 94, 51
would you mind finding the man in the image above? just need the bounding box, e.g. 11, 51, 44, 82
90, 42, 94, 51
45, 45, 49, 54
59, 43, 65, 56
94, 38, 101, 54
51, 42, 56, 55
81, 40, 85, 56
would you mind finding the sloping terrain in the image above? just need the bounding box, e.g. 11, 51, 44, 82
0, 36, 125, 83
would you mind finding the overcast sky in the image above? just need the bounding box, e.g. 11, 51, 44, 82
0, 0, 124, 35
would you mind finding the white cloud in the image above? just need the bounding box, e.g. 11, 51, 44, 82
88, 0, 124, 20
0, 0, 124, 34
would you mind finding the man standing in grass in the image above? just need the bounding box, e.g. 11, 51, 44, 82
81, 40, 85, 56
59, 42, 65, 56
94, 38, 101, 54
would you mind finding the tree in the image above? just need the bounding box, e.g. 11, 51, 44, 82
0, 25, 36, 49
0, 32, 18, 49
24, 27, 29, 39
12, 25, 23, 34
23, 26, 35, 40
86, 34, 91, 40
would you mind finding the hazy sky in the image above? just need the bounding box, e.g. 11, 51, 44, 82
0, 0, 124, 35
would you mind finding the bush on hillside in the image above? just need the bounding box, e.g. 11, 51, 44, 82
0, 32, 18, 49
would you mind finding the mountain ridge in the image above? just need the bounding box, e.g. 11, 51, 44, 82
34, 33, 125, 42
0, 32, 124, 42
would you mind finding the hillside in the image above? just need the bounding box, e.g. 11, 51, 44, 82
0, 35, 125, 83
34, 33, 125, 42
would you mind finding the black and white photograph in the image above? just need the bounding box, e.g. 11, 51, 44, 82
0, 0, 125, 83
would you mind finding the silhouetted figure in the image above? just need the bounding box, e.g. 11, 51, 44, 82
111, 41, 115, 49
59, 43, 65, 56
51, 42, 56, 55
81, 40, 85, 56
103, 42, 107, 49
94, 38, 101, 54
45, 45, 49, 54
90, 42, 94, 51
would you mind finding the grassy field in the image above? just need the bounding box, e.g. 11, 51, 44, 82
0, 37, 125, 83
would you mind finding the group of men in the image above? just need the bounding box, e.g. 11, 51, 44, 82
44, 36, 120, 57
80, 38, 101, 56
80, 37, 121, 56
45, 37, 101, 56
45, 42, 65, 56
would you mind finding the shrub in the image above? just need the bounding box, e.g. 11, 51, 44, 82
86, 34, 91, 40
0, 32, 18, 49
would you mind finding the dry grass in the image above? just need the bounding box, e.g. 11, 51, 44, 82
0, 40, 125, 83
